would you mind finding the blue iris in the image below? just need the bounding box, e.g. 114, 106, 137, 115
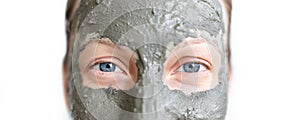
183, 62, 201, 73
99, 62, 116, 72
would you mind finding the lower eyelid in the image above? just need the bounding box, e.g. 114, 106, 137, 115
91, 69, 125, 77
170, 71, 211, 85
172, 69, 210, 75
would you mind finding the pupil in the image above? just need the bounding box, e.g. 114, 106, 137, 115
106, 64, 111, 68
99, 62, 116, 72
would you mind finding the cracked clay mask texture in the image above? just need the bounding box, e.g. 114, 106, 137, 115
69, 0, 228, 119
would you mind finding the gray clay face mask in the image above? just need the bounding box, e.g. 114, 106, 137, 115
68, 0, 229, 119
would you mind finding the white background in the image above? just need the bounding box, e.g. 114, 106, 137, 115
0, 0, 300, 119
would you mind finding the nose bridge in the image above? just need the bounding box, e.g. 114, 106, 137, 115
137, 43, 166, 67
133, 44, 168, 114
142, 63, 164, 89
135, 43, 166, 93
137, 43, 168, 83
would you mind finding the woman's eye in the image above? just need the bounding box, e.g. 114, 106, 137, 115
93, 62, 122, 72
177, 62, 207, 73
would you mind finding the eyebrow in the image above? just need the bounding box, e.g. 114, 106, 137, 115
98, 38, 129, 52
80, 38, 138, 65
168, 37, 220, 63
80, 37, 117, 51
184, 38, 220, 52
97, 38, 116, 46
174, 38, 207, 49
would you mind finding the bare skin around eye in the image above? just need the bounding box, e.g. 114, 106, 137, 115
79, 37, 220, 94
163, 37, 221, 95
79, 38, 138, 90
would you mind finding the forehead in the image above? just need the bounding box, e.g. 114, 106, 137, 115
74, 0, 225, 53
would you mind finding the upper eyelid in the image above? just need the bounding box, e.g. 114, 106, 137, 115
166, 43, 215, 69
172, 56, 212, 71
88, 56, 128, 71
81, 38, 137, 68
80, 37, 116, 52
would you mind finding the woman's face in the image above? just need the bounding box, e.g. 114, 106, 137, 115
67, 0, 230, 119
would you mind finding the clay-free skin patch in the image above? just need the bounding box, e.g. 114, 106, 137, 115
79, 37, 220, 95
79, 38, 138, 90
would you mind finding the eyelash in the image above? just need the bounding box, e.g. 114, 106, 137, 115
92, 62, 123, 72
89, 58, 126, 74
89, 57, 211, 75
176, 62, 209, 73
172, 58, 212, 74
